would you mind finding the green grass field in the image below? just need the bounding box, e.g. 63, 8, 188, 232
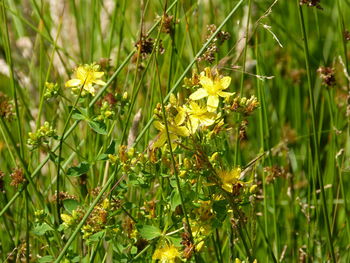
0, 0, 350, 262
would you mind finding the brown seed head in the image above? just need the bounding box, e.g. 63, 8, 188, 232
10, 168, 25, 188
300, 0, 322, 9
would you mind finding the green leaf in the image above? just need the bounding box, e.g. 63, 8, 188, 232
71, 109, 87, 120
71, 256, 81, 262
213, 200, 228, 222
87, 231, 105, 244
105, 140, 116, 154
130, 246, 138, 255
168, 236, 182, 246
32, 223, 53, 236
96, 140, 115, 160
88, 120, 107, 135
63, 199, 79, 213
49, 152, 64, 163
38, 256, 55, 263
138, 225, 162, 240
170, 190, 181, 211
66, 162, 89, 177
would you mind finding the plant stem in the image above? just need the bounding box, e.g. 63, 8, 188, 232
297, 2, 336, 261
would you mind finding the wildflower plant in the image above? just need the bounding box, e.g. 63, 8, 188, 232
27, 122, 57, 150
0, 1, 348, 262
146, 66, 260, 261
65, 63, 106, 96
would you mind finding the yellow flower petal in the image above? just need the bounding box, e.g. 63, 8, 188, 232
153, 132, 167, 148
154, 121, 164, 131
199, 116, 215, 126
217, 91, 234, 98
174, 108, 186, 126
220, 76, 231, 89
85, 84, 95, 95
65, 79, 81, 87
188, 117, 200, 134
67, 63, 106, 96
93, 71, 104, 78
174, 126, 190, 137
76, 66, 86, 80
93, 79, 107, 86
189, 101, 201, 111
189, 88, 208, 100
207, 95, 219, 112
199, 75, 213, 89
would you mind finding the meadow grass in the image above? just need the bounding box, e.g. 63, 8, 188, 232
0, 0, 350, 262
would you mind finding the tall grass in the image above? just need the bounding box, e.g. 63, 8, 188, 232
0, 0, 349, 262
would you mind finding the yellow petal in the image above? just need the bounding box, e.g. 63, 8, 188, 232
207, 95, 219, 112
169, 93, 177, 105
174, 126, 190, 137
188, 117, 199, 134
76, 66, 87, 79
153, 121, 164, 131
200, 116, 215, 126
65, 79, 81, 87
168, 133, 180, 150
199, 75, 213, 89
220, 76, 231, 89
93, 71, 104, 78
175, 108, 186, 125
153, 132, 167, 148
189, 101, 201, 111
93, 79, 107, 86
189, 88, 208, 100
84, 84, 95, 95
217, 91, 234, 98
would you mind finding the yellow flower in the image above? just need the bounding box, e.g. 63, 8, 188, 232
189, 67, 233, 112
153, 108, 189, 149
184, 101, 217, 134
216, 168, 242, 193
65, 63, 106, 96
152, 244, 180, 263
61, 213, 74, 226
235, 259, 257, 263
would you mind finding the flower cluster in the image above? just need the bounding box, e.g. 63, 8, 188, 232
61, 198, 120, 241
152, 67, 234, 150
65, 63, 106, 96
96, 101, 115, 121
44, 82, 60, 100
153, 100, 190, 150
152, 244, 180, 263
190, 67, 233, 112
27, 121, 57, 150
317, 66, 336, 87
300, 0, 322, 9
10, 168, 25, 188
227, 95, 259, 116
216, 168, 244, 194
0, 92, 14, 121
198, 24, 230, 64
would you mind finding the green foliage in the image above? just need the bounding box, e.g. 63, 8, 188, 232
0, 0, 350, 262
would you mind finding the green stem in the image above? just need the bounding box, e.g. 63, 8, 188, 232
297, 3, 336, 261
25, 189, 29, 263
55, 84, 84, 224
234, 0, 252, 166
0, 0, 24, 157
